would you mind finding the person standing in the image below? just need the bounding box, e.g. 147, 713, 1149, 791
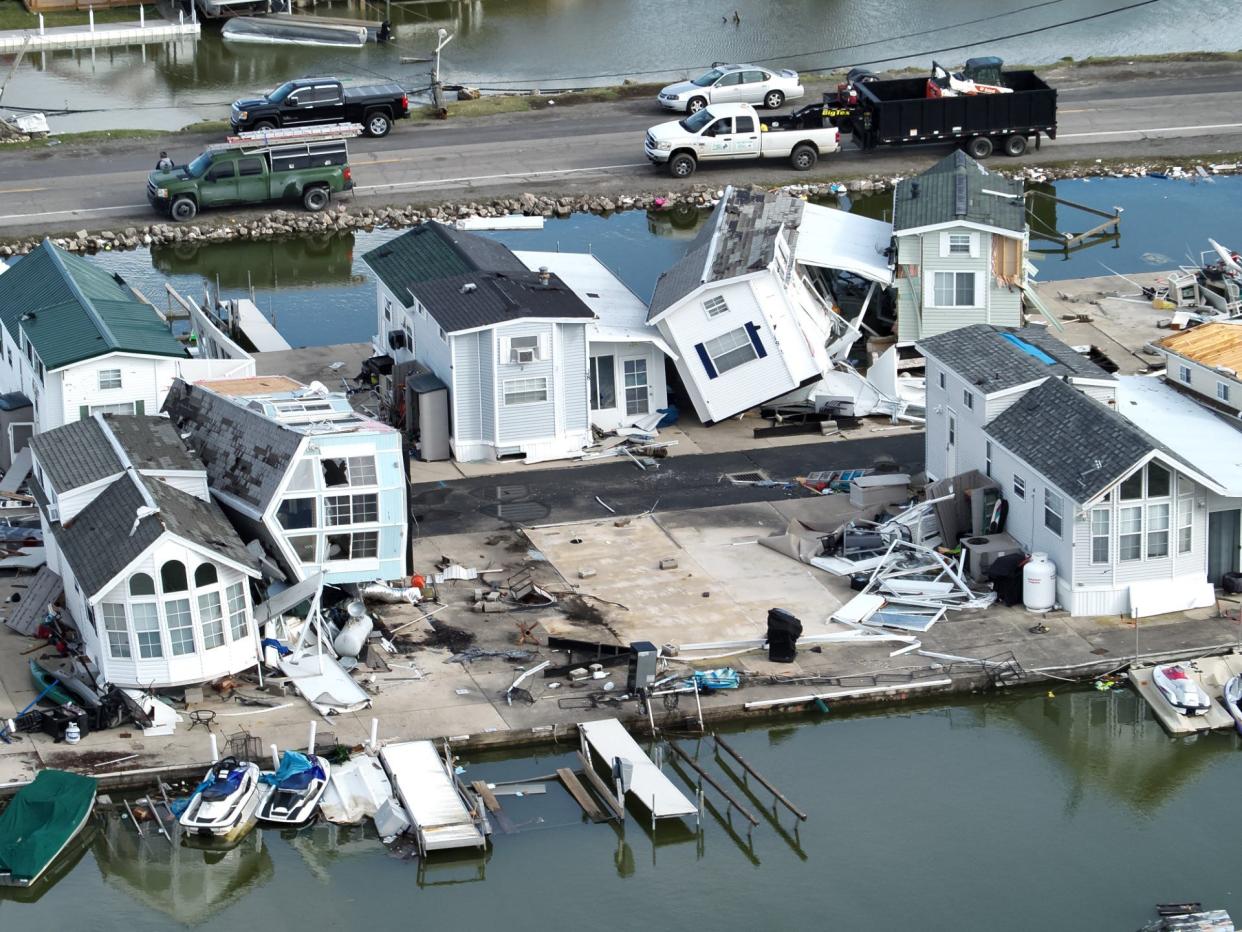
155, 150, 173, 171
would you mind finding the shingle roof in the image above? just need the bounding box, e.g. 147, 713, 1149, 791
101, 414, 202, 473
893, 151, 1025, 234
53, 472, 256, 596
29, 414, 204, 493
917, 324, 1112, 394
162, 380, 304, 514
986, 377, 1156, 502
0, 239, 189, 370
648, 186, 802, 320
362, 222, 593, 333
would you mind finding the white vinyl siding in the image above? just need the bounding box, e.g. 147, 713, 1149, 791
704, 327, 757, 375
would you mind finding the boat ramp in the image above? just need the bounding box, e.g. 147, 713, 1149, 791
380, 740, 489, 854
1131, 654, 1242, 735
0, 12, 199, 54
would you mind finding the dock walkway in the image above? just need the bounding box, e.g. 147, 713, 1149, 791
380, 740, 487, 853
1131, 654, 1242, 735
0, 18, 199, 53
579, 718, 697, 821
233, 298, 291, 353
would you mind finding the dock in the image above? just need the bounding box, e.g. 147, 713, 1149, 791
232, 298, 291, 353
1130, 654, 1242, 735
379, 740, 488, 854
0, 17, 200, 54
578, 718, 697, 821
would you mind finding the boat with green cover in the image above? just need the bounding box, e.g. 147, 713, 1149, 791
28, 658, 74, 706
0, 769, 97, 887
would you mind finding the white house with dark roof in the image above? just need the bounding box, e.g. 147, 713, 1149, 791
363, 223, 599, 462
647, 186, 893, 425
919, 325, 1224, 617
1153, 322, 1242, 417
29, 414, 262, 688
163, 375, 407, 586
892, 151, 1028, 343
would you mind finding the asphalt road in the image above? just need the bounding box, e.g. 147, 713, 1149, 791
407, 434, 923, 537
2, 59, 1241, 236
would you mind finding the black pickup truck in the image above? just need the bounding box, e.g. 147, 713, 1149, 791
230, 78, 410, 138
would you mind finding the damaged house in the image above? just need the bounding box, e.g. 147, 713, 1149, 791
646, 185, 893, 425
29, 414, 262, 688
920, 324, 1232, 617
162, 376, 407, 586
892, 151, 1028, 344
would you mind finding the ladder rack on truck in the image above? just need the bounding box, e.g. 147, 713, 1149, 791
217, 122, 364, 150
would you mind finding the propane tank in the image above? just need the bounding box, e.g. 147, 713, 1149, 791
333, 600, 374, 658
1022, 552, 1057, 613
64, 721, 81, 745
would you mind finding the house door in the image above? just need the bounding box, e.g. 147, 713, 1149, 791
946, 409, 958, 476
1208, 509, 1241, 586
623, 357, 650, 417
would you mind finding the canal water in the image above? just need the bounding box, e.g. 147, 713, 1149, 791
81, 174, 1241, 349
3, 687, 1242, 930
3, 0, 1236, 132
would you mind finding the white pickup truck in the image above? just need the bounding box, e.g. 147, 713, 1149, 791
643, 101, 840, 178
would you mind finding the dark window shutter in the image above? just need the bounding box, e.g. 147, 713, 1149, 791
79, 405, 89, 420
135, 400, 145, 415
695, 342, 718, 379
744, 321, 767, 358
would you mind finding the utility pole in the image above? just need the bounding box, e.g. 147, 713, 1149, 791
430, 27, 453, 118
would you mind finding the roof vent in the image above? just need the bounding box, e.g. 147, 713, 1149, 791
954, 173, 968, 218
538, 266, 550, 287
460, 282, 477, 294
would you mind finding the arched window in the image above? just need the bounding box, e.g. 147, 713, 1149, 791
194, 564, 219, 587
129, 573, 155, 596
161, 560, 188, 593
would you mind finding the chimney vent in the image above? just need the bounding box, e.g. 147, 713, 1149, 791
538, 266, 550, 287
460, 282, 477, 294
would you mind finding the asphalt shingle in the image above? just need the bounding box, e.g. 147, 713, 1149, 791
893, 150, 1025, 234
29, 417, 119, 492
917, 324, 1112, 394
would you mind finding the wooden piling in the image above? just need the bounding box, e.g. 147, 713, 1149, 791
666, 741, 758, 827
714, 734, 807, 821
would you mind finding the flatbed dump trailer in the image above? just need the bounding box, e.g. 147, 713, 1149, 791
826, 58, 1057, 159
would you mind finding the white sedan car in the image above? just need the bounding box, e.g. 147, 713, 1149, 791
657, 64, 804, 114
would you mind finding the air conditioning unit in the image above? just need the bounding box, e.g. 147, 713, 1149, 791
387, 330, 407, 350
962, 533, 1022, 584
511, 347, 535, 364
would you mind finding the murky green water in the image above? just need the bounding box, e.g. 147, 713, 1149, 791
78, 175, 1239, 349
3, 687, 1242, 930
4, 0, 1237, 131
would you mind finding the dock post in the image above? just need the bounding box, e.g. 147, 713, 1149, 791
307, 721, 317, 754
209, 733, 219, 762
270, 743, 280, 769
89, 7, 95, 32
369, 717, 379, 751
139, 5, 144, 28
178, 9, 184, 25
38, 13, 44, 35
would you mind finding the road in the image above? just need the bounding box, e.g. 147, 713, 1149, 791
1, 59, 1241, 236
407, 434, 923, 537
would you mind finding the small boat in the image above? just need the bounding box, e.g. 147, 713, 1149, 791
221, 15, 367, 48
28, 658, 75, 707
1224, 675, 1242, 734
178, 758, 269, 841
0, 770, 97, 887
1152, 663, 1212, 716
257, 751, 331, 825
33, 656, 103, 710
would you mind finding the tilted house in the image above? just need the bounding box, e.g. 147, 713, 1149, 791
163, 376, 407, 585
364, 223, 598, 462
1153, 322, 1242, 417
892, 151, 1028, 343
919, 325, 1225, 617
647, 186, 893, 425
29, 414, 262, 688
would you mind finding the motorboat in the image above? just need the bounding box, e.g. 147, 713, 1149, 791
0, 770, 97, 887
178, 758, 269, 840
257, 751, 331, 825
1152, 663, 1211, 716
1223, 674, 1242, 734
222, 15, 367, 48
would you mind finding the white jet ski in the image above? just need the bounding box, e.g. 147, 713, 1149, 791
1152, 663, 1211, 717
257, 751, 331, 825
179, 757, 269, 840
1223, 674, 1242, 734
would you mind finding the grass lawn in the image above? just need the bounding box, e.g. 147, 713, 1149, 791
0, 0, 140, 30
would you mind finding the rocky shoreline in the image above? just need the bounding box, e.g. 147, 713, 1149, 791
0, 159, 1236, 258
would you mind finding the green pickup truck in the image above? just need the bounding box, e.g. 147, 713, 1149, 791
147, 134, 354, 222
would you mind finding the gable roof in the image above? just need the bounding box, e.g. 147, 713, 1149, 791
53, 472, 257, 597
29, 414, 201, 494
361, 222, 594, 333
917, 324, 1112, 394
1156, 322, 1242, 374
0, 239, 188, 370
648, 186, 803, 321
162, 380, 304, 514
987, 377, 1167, 502
892, 151, 1025, 235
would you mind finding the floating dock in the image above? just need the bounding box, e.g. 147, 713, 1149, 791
231, 298, 291, 353
578, 718, 698, 821
0, 18, 200, 54
380, 740, 488, 853
1130, 654, 1242, 735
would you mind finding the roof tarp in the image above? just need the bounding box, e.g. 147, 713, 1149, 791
793, 206, 894, 285
0, 770, 96, 883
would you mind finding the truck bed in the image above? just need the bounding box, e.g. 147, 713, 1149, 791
343, 82, 404, 101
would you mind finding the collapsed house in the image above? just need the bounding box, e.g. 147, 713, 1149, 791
646, 185, 894, 425
162, 376, 407, 586
28, 414, 262, 688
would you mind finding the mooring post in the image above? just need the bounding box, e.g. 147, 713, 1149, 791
140, 5, 145, 27
369, 717, 379, 751
270, 743, 280, 770
209, 733, 219, 762
89, 7, 95, 32
38, 13, 44, 35
307, 720, 317, 754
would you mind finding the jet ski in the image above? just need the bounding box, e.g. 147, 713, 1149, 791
178, 757, 269, 840
1152, 663, 1211, 716
257, 750, 331, 825
1223, 674, 1242, 734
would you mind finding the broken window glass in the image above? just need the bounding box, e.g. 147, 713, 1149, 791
322, 457, 349, 487
277, 497, 316, 530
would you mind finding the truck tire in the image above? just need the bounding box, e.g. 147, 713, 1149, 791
253, 120, 277, 132
763, 89, 785, 110
364, 111, 392, 138
303, 185, 330, 212
668, 153, 696, 178
687, 96, 707, 114
790, 144, 817, 171
966, 136, 994, 159
1003, 134, 1028, 157
169, 196, 197, 222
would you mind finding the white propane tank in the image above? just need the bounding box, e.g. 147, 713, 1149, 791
333, 600, 374, 658
1022, 552, 1057, 613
